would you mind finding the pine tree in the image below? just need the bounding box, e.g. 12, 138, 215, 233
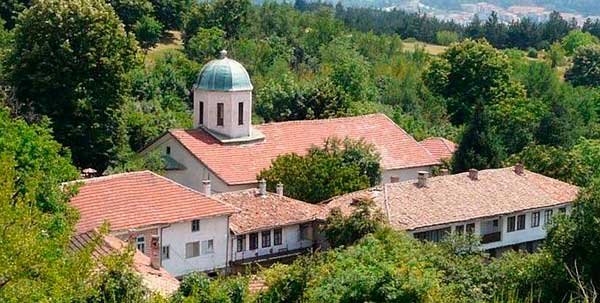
452, 103, 506, 173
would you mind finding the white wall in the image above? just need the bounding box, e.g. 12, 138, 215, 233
232, 224, 314, 262
409, 204, 572, 251
194, 89, 252, 138
382, 166, 434, 184
160, 216, 230, 277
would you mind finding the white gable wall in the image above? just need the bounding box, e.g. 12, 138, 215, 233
160, 216, 230, 277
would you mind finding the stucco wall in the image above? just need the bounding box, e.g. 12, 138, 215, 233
193, 89, 252, 138
382, 166, 433, 183
408, 204, 572, 251
231, 224, 314, 262
160, 216, 230, 277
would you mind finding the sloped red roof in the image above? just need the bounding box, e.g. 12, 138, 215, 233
71, 231, 180, 295
167, 114, 440, 185
69, 171, 237, 233
214, 189, 323, 234
323, 167, 579, 230
419, 137, 457, 161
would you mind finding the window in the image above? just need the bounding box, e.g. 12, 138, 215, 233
559, 207, 567, 213
249, 233, 258, 250
136, 236, 145, 252
517, 214, 526, 230
238, 102, 244, 125
202, 239, 214, 254
161, 246, 170, 260
237, 235, 245, 252
455, 225, 464, 234
166, 146, 171, 155
299, 224, 312, 240
413, 227, 451, 242
185, 241, 200, 258
507, 216, 516, 232
273, 228, 282, 245
199, 102, 204, 125
544, 209, 553, 224
466, 223, 475, 234
217, 103, 224, 126
262, 231, 271, 248
191, 219, 200, 232
531, 212, 540, 227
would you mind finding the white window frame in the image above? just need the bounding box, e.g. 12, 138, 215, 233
136, 235, 145, 252
201, 239, 214, 254
191, 219, 200, 232
186, 241, 200, 258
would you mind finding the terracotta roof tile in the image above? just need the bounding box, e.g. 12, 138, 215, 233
214, 189, 323, 234
69, 171, 237, 233
168, 114, 440, 185
419, 137, 457, 161
323, 167, 579, 230
71, 231, 180, 295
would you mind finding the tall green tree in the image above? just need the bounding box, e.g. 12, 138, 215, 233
184, 27, 226, 63
565, 44, 600, 87
452, 104, 506, 172
133, 15, 163, 50
258, 137, 381, 203
424, 39, 521, 124
0, 0, 29, 29
10, 0, 141, 171
323, 198, 384, 248
561, 29, 599, 56
108, 0, 154, 30
0, 108, 91, 301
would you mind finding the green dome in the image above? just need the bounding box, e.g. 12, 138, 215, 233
195, 50, 253, 91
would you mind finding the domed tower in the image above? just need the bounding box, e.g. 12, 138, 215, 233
193, 50, 259, 141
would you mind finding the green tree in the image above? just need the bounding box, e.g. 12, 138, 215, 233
0, 0, 29, 29
173, 272, 249, 303
565, 44, 600, 87
561, 30, 599, 56
210, 0, 250, 39
258, 137, 381, 203
0, 108, 92, 301
546, 179, 600, 289
184, 27, 226, 63
323, 198, 384, 248
10, 0, 141, 171
546, 42, 566, 67
108, 0, 154, 30
424, 39, 521, 124
150, 0, 190, 29
452, 104, 506, 172
133, 15, 163, 50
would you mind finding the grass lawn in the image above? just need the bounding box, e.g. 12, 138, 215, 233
402, 41, 448, 55
145, 30, 183, 66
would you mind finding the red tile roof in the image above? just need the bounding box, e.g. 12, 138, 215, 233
323, 167, 579, 230
419, 137, 457, 161
69, 171, 238, 234
71, 230, 179, 295
214, 189, 323, 234
167, 114, 440, 185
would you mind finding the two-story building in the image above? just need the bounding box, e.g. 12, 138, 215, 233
213, 181, 323, 268
140, 50, 450, 193
322, 165, 579, 255
68, 171, 238, 277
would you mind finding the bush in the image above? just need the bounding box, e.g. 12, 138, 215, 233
436, 30, 459, 46
134, 15, 163, 49
527, 47, 538, 58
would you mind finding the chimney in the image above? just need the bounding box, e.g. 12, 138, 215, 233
150, 235, 160, 270
439, 168, 449, 176
468, 169, 478, 180
276, 182, 284, 196
81, 168, 98, 179
417, 171, 428, 188
258, 179, 267, 197
202, 179, 211, 196
390, 176, 400, 183
514, 163, 524, 175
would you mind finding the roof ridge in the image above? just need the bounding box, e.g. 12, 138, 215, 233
256, 113, 386, 127
64, 170, 154, 186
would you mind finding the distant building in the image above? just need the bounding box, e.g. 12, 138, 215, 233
68, 171, 238, 277
141, 51, 447, 193
214, 181, 323, 268
322, 165, 579, 255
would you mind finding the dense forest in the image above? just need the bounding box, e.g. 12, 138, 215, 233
2, 0, 600, 302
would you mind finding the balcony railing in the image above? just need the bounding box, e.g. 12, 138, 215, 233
481, 232, 501, 244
